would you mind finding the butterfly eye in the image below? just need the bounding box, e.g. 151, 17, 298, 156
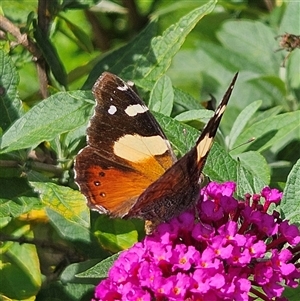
94, 181, 100, 186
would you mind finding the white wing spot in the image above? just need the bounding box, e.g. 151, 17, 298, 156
215, 104, 227, 116
127, 80, 134, 87
117, 84, 128, 91
108, 105, 117, 115
125, 104, 148, 117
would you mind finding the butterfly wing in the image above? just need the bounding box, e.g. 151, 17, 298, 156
75, 72, 176, 217
127, 73, 238, 230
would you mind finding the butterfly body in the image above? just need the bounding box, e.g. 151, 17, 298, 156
75, 72, 237, 233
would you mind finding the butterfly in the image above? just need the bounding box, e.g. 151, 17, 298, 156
75, 72, 238, 234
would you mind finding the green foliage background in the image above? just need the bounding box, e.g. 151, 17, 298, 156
0, 0, 299, 300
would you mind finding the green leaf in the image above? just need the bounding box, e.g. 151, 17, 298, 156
217, 20, 280, 75
235, 73, 285, 110
173, 87, 203, 111
83, 21, 158, 89
0, 178, 40, 228
175, 109, 213, 124
281, 159, 300, 224
0, 1, 37, 24
228, 100, 262, 150
77, 253, 120, 279
0, 177, 36, 200
31, 182, 91, 242
231, 111, 300, 155
194, 42, 253, 79
278, 0, 300, 84
253, 105, 283, 123
21, 11, 35, 34
33, 20, 68, 87
0, 196, 42, 228
93, 215, 138, 252
0, 91, 94, 153
1, 224, 41, 300
0, 49, 22, 132
61, 0, 98, 10
59, 15, 94, 53
141, 0, 217, 83
286, 45, 300, 90
137, 0, 217, 86
205, 144, 266, 196
279, 1, 299, 34
149, 75, 174, 116
283, 285, 300, 301
37, 280, 94, 301
60, 259, 101, 283
236, 158, 265, 196
235, 151, 270, 185
63, 124, 87, 155
83, 0, 217, 89
180, 44, 284, 110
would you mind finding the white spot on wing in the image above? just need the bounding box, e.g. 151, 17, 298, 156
127, 80, 134, 87
125, 104, 148, 117
92, 204, 109, 215
114, 134, 168, 162
117, 84, 128, 91
215, 104, 227, 116
108, 105, 117, 115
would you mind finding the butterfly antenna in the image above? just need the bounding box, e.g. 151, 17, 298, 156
230, 137, 256, 151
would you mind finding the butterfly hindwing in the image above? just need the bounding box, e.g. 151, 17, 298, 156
195, 73, 238, 169
127, 74, 238, 229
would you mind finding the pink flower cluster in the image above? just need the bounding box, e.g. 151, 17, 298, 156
94, 182, 300, 301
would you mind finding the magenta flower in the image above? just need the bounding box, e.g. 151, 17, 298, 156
93, 182, 300, 301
